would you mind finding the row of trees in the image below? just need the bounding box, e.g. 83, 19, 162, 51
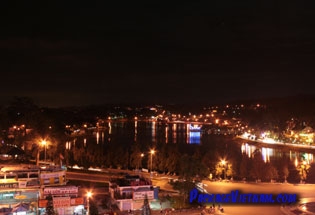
61, 134, 315, 184
1, 97, 315, 184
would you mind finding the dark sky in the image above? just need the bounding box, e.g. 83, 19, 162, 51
1, 1, 315, 107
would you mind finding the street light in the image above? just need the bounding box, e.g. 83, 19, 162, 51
150, 149, 155, 174
221, 160, 227, 180
41, 140, 47, 162
140, 153, 144, 170
86, 191, 93, 215
137, 153, 144, 170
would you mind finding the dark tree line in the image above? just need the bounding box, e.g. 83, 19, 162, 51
63, 134, 314, 183
0, 97, 69, 164
1, 97, 315, 183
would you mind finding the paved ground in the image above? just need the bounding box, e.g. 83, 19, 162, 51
70, 171, 315, 215
147, 178, 315, 215
280, 198, 315, 215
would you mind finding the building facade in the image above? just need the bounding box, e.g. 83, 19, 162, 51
109, 175, 159, 211
0, 164, 85, 215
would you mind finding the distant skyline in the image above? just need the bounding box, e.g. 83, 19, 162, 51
1, 2, 315, 107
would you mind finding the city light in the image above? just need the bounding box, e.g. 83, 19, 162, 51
221, 159, 227, 180
41, 140, 47, 162
138, 153, 144, 170
150, 149, 155, 174
86, 191, 93, 215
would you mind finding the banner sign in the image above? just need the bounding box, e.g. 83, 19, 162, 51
53, 197, 71, 208
44, 186, 78, 196
71, 197, 84, 205
39, 197, 83, 208
40, 171, 65, 179
133, 191, 154, 200
39, 199, 48, 208
0, 182, 18, 188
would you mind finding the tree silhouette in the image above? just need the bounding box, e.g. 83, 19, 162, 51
171, 180, 196, 205
297, 161, 311, 182
89, 199, 99, 215
239, 154, 250, 180
129, 142, 143, 170
287, 162, 300, 183
178, 154, 201, 181
263, 162, 278, 182
162, 145, 180, 173
45, 194, 55, 215
306, 163, 315, 183
250, 150, 265, 181
141, 194, 151, 215
282, 165, 289, 183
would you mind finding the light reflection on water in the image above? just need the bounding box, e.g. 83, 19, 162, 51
241, 142, 314, 164
65, 121, 315, 163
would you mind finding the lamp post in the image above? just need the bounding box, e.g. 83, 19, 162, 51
86, 191, 92, 215
221, 160, 226, 180
41, 140, 47, 162
150, 149, 155, 174
139, 153, 144, 170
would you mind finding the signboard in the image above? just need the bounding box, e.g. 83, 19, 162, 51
70, 197, 84, 205
0, 193, 14, 200
39, 197, 83, 208
18, 181, 27, 188
39, 199, 48, 208
53, 197, 71, 208
133, 191, 154, 200
40, 171, 65, 179
44, 186, 78, 196
14, 195, 27, 200
0, 182, 18, 188
18, 179, 40, 188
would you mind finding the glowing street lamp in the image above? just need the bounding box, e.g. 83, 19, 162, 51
221, 159, 227, 180
86, 191, 93, 215
137, 153, 144, 170
140, 153, 144, 169
150, 149, 155, 173
41, 140, 47, 162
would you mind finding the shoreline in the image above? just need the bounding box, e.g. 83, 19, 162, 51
236, 136, 315, 151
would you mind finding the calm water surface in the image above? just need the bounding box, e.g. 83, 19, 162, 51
65, 121, 315, 165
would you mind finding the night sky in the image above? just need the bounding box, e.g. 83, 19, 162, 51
1, 1, 315, 107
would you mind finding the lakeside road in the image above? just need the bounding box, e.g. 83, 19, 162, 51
150, 176, 315, 215
66, 170, 315, 214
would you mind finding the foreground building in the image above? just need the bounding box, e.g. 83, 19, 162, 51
38, 185, 85, 215
0, 164, 85, 215
109, 175, 159, 211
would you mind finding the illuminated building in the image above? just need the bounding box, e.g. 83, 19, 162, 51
0, 164, 84, 215
109, 175, 159, 211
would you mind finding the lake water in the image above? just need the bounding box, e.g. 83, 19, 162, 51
65, 120, 315, 168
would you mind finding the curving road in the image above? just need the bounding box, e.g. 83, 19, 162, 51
199, 181, 315, 214
66, 170, 315, 214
